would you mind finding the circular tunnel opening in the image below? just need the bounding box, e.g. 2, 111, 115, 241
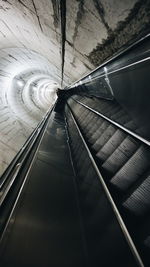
0, 47, 59, 175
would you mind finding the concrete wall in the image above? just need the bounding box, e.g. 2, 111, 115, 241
0, 47, 58, 175
65, 0, 150, 70
1, 1, 149, 84
0, 0, 149, 175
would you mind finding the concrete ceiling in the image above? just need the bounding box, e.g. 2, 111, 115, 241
0, 0, 149, 85
0, 0, 149, 175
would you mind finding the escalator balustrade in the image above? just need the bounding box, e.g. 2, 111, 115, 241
66, 95, 150, 266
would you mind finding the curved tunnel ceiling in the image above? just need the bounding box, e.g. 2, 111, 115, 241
0, 0, 149, 174
0, 47, 58, 174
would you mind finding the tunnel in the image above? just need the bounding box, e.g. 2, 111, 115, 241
0, 0, 150, 266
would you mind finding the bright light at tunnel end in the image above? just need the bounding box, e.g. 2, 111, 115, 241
32, 85, 37, 91
17, 80, 24, 87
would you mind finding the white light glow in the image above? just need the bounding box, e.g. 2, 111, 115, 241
32, 86, 37, 91
17, 80, 24, 87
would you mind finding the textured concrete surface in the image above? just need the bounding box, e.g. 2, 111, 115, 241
0, 0, 146, 85
88, 0, 150, 66
0, 0, 149, 174
0, 47, 58, 174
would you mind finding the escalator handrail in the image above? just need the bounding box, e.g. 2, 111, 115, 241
72, 97, 150, 147
68, 33, 150, 89
0, 104, 55, 196
67, 103, 144, 267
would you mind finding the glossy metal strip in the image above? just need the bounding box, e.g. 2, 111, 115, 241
69, 33, 150, 88
0, 106, 53, 189
73, 98, 150, 147
0, 163, 21, 206
81, 56, 150, 85
67, 104, 144, 267
0, 109, 54, 244
64, 116, 89, 265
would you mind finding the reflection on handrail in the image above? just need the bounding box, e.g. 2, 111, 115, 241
67, 103, 144, 267
73, 98, 150, 147
68, 33, 150, 88
0, 104, 54, 206
0, 103, 55, 241
0, 163, 21, 207
80, 56, 150, 86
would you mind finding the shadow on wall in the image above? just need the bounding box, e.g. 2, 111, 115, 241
0, 47, 58, 176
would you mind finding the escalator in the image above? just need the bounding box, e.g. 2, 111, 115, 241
0, 105, 143, 267
0, 110, 86, 266
0, 34, 150, 266
66, 95, 150, 266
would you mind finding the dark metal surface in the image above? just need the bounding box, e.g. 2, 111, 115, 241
0, 107, 54, 239
73, 98, 150, 147
65, 105, 143, 267
0, 107, 145, 267
0, 107, 52, 189
70, 33, 150, 86
68, 33, 150, 142
0, 112, 86, 267
66, 94, 150, 266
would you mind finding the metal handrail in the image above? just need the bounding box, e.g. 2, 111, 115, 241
68, 33, 150, 88
67, 103, 144, 267
72, 97, 150, 147
0, 104, 54, 206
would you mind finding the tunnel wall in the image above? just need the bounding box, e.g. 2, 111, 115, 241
0, 47, 58, 175
0, 0, 149, 175
1, 0, 149, 85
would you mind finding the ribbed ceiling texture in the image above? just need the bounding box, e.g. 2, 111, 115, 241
0, 0, 149, 174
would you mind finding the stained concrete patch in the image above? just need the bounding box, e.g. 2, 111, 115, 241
51, 0, 59, 29
93, 0, 112, 34
72, 0, 85, 44
88, 0, 150, 66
